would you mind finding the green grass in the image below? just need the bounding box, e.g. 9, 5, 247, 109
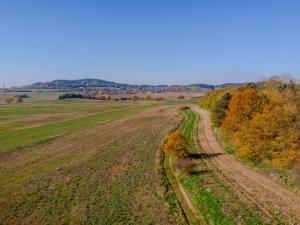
181, 175, 233, 225
179, 108, 198, 151
0, 101, 161, 154
0, 90, 73, 104
164, 98, 198, 105
0, 100, 131, 121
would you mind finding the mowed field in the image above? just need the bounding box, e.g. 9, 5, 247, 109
0, 100, 162, 153
0, 100, 185, 224
0, 91, 67, 103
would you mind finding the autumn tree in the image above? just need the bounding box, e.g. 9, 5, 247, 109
212, 92, 232, 127
163, 131, 188, 158
201, 79, 300, 169
132, 95, 139, 101
144, 95, 152, 100
222, 86, 265, 134
5, 97, 14, 104
235, 90, 299, 168
15, 96, 23, 103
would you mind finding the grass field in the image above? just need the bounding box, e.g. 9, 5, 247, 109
0, 100, 163, 154
1, 100, 278, 225
0, 99, 187, 224
0, 91, 66, 104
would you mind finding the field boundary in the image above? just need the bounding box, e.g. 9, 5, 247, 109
159, 108, 203, 225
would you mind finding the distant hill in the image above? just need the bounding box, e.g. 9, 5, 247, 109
24, 78, 246, 91
26, 79, 131, 89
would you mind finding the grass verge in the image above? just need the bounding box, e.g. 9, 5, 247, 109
176, 108, 264, 225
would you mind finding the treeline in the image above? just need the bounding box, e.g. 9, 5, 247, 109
58, 93, 84, 100
4, 94, 28, 104
58, 93, 169, 101
200, 76, 300, 168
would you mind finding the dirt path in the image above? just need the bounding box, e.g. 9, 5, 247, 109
192, 106, 300, 224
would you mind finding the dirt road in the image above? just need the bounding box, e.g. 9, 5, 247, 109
192, 106, 300, 224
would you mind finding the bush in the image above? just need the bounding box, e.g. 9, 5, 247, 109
155, 97, 164, 101
132, 95, 139, 101
202, 79, 300, 169
144, 95, 152, 100
15, 96, 23, 103
163, 131, 188, 158
58, 93, 83, 100
5, 98, 14, 104
96, 95, 106, 100
177, 95, 185, 99
212, 92, 232, 126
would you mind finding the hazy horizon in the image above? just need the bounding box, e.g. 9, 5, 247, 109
1, 1, 300, 87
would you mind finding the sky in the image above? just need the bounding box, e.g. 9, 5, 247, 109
1, 0, 300, 87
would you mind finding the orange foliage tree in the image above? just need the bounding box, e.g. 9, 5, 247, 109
222, 86, 265, 135
163, 131, 188, 158
15, 96, 23, 103
5, 97, 14, 104
202, 79, 300, 169
235, 90, 299, 168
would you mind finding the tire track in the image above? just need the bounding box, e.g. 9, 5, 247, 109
192, 106, 300, 225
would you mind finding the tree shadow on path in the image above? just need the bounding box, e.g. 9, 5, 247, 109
188, 152, 223, 160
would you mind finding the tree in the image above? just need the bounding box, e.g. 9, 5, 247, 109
235, 91, 299, 168
155, 96, 164, 101
132, 95, 139, 101
212, 92, 232, 127
58, 93, 83, 100
222, 86, 265, 134
163, 131, 188, 158
5, 97, 14, 104
203, 79, 300, 169
144, 95, 152, 100
15, 96, 23, 103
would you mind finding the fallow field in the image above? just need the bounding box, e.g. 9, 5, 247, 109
0, 99, 188, 224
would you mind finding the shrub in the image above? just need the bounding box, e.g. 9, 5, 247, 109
5, 98, 14, 104
58, 93, 83, 100
155, 97, 164, 101
212, 92, 232, 127
144, 95, 152, 100
132, 95, 139, 101
15, 96, 23, 103
96, 95, 106, 100
202, 79, 300, 169
163, 131, 188, 158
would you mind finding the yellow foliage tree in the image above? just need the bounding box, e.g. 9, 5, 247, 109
222, 86, 264, 134
235, 91, 299, 168
202, 80, 300, 169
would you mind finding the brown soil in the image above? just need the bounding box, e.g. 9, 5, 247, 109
192, 106, 300, 224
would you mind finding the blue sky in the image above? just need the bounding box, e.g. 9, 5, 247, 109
1, 0, 300, 87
